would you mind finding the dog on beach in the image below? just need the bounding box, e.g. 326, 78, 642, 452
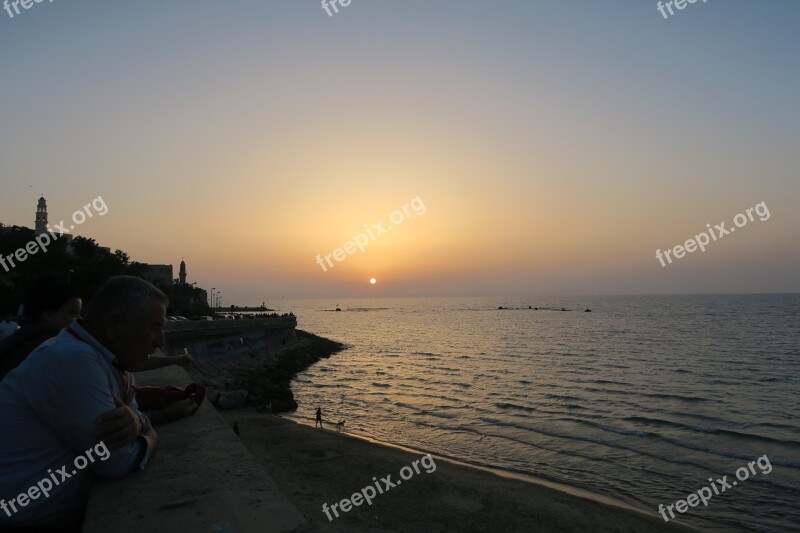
336, 420, 345, 432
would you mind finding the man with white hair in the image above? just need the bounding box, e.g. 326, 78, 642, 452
0, 276, 165, 531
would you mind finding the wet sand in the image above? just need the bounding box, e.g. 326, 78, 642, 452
222, 409, 696, 532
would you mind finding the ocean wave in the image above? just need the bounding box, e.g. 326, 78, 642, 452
424, 410, 459, 419
476, 417, 718, 471
624, 416, 800, 446
573, 419, 654, 438
654, 434, 800, 468
495, 402, 536, 413
582, 387, 714, 403
589, 379, 630, 386
542, 393, 583, 402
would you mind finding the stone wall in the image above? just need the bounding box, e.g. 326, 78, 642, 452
82, 365, 306, 533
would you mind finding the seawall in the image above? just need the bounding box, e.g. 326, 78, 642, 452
162, 316, 298, 363
82, 365, 307, 533
82, 318, 308, 532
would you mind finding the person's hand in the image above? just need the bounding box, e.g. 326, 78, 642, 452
162, 397, 200, 422
94, 397, 143, 450
174, 354, 196, 368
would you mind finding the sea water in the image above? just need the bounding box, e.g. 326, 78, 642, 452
277, 295, 799, 531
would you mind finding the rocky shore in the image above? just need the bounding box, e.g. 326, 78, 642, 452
190, 329, 345, 414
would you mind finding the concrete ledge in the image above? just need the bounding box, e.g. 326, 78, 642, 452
164, 317, 297, 334
82, 366, 306, 533
163, 321, 297, 363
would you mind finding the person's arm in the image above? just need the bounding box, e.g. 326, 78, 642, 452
143, 353, 195, 370
32, 347, 153, 479
138, 415, 158, 457
144, 397, 199, 426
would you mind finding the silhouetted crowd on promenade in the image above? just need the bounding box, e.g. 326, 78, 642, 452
0, 276, 203, 532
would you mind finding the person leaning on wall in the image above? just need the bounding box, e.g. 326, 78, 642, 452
0, 275, 165, 532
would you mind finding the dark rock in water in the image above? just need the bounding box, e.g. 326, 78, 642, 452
271, 397, 299, 413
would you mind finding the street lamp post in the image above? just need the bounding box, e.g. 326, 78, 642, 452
211, 288, 216, 310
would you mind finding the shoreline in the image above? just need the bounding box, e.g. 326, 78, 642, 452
223, 408, 697, 532
195, 328, 699, 530
281, 414, 672, 521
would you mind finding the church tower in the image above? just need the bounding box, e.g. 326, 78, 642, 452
179, 259, 187, 285
35, 196, 48, 236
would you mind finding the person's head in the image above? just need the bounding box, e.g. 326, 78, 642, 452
84, 276, 168, 372
24, 278, 82, 331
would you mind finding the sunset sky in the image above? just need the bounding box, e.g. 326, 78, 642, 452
1, 1, 798, 302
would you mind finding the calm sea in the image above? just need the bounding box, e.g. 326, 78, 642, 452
273, 295, 799, 531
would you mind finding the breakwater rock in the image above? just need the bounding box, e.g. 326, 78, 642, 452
197, 330, 345, 414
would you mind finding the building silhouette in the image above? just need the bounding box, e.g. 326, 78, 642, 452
142, 264, 174, 287
33, 196, 73, 252
35, 196, 48, 236
142, 259, 191, 288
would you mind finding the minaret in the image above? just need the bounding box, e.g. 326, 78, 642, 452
35, 196, 48, 236
179, 259, 187, 285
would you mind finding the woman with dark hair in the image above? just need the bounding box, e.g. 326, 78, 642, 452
0, 277, 82, 381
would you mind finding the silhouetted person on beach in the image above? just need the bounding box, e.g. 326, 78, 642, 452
316, 407, 323, 428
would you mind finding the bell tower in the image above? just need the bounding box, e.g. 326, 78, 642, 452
35, 196, 48, 236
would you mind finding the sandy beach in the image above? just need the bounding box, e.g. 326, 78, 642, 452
222, 408, 696, 533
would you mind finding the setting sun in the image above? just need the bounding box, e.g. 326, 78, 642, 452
370, 278, 377, 285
